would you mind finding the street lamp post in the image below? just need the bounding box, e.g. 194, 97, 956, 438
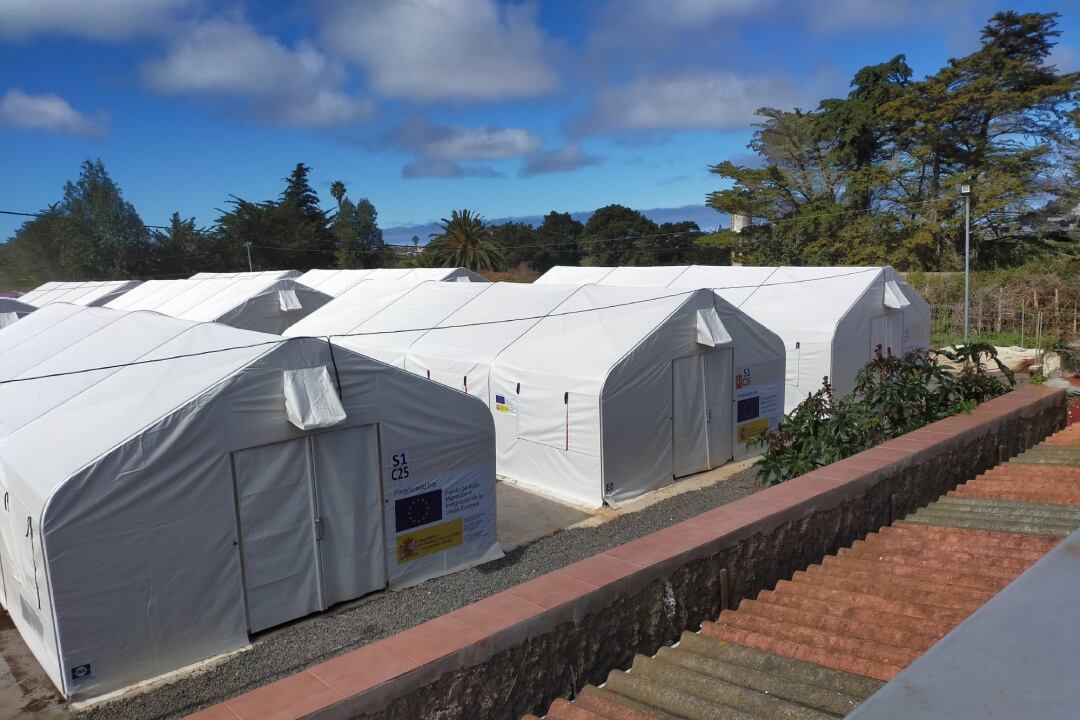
959, 184, 971, 345
244, 241, 253, 272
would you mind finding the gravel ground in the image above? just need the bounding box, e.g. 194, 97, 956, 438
84, 468, 762, 720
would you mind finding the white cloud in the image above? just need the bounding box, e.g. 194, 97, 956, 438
0, 88, 106, 136
320, 0, 558, 102
521, 143, 602, 176
602, 0, 765, 30
0, 0, 192, 40
387, 118, 542, 160
570, 71, 829, 135
807, 0, 974, 33
142, 20, 372, 127
401, 160, 502, 178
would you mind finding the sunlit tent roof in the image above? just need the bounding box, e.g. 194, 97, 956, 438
287, 281, 785, 508
536, 265, 931, 411
0, 304, 498, 701
0, 297, 35, 328
105, 275, 331, 333
190, 270, 301, 279
296, 267, 486, 297
17, 280, 141, 308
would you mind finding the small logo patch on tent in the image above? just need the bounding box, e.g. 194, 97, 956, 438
395, 489, 443, 532
495, 394, 511, 412
71, 663, 91, 682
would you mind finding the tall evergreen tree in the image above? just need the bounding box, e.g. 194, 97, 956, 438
1, 160, 152, 284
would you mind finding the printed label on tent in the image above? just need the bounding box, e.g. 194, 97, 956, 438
494, 392, 518, 414
70, 663, 92, 682
735, 380, 783, 444
735, 367, 752, 389
394, 488, 442, 532
396, 518, 464, 563
737, 418, 770, 443
390, 450, 411, 482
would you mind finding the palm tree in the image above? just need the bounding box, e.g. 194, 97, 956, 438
330, 180, 346, 210
427, 209, 504, 270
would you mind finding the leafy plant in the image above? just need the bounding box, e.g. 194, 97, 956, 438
753, 344, 1014, 485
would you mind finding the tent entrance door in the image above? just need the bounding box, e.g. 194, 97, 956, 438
233, 426, 385, 633
704, 348, 734, 468
233, 437, 322, 633
672, 355, 709, 478
871, 311, 904, 358
311, 426, 385, 607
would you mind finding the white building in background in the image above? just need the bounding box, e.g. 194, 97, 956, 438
0, 304, 498, 700
536, 265, 931, 412
287, 281, 785, 508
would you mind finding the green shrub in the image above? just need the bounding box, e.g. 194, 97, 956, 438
753, 344, 1014, 485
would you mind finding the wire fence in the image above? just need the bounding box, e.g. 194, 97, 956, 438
929, 285, 1080, 347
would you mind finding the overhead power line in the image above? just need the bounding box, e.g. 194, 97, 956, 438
0, 269, 882, 386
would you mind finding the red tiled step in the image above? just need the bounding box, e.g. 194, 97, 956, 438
736, 598, 941, 651
751, 588, 958, 639
710, 608, 921, 668
788, 569, 992, 612
817, 554, 1010, 593
769, 579, 973, 625
699, 622, 902, 682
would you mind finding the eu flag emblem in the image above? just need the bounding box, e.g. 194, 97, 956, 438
495, 394, 506, 404
395, 489, 443, 532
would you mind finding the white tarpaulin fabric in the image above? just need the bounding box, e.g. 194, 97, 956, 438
105, 276, 331, 333
297, 267, 487, 297
284, 366, 347, 429
190, 270, 301, 279
17, 280, 141, 309
0, 298, 35, 328
697, 308, 731, 346
537, 265, 931, 412
0, 305, 498, 701
286, 281, 785, 508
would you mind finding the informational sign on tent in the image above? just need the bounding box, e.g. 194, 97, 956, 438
383, 445, 499, 588
734, 366, 783, 447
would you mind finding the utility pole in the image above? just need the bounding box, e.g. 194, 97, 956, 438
244, 241, 253, 272
960, 184, 971, 345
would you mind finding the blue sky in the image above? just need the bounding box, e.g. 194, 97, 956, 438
1, 0, 1077, 241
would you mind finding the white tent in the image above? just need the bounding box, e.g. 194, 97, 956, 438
0, 297, 35, 328
17, 280, 141, 308
537, 266, 930, 412
105, 275, 331, 333
0, 304, 499, 700
190, 270, 301, 279
297, 267, 487, 297
286, 281, 785, 508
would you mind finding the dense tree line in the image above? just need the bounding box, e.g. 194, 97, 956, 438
0, 162, 714, 286
0, 162, 393, 288
709, 11, 1080, 271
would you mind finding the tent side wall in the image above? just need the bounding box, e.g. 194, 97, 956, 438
35, 338, 497, 700
489, 365, 604, 507
829, 269, 930, 400
713, 296, 787, 457
599, 294, 709, 506
599, 293, 786, 506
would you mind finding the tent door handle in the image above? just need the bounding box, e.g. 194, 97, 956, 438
314, 518, 325, 541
